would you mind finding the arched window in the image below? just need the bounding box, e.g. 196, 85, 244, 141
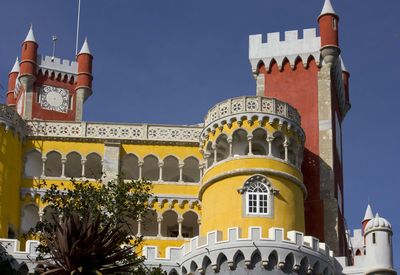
182, 157, 200, 182
21, 204, 39, 234
161, 210, 178, 237
271, 132, 285, 160
216, 134, 229, 161
252, 128, 268, 155
162, 156, 179, 182
65, 152, 82, 178
182, 211, 199, 238
142, 155, 159, 181
244, 176, 272, 216
287, 138, 298, 165
205, 142, 214, 168
141, 210, 158, 237
120, 154, 139, 180
24, 150, 42, 177
85, 153, 102, 179
45, 151, 62, 177
232, 129, 248, 156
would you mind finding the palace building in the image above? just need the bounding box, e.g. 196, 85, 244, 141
0, 0, 396, 274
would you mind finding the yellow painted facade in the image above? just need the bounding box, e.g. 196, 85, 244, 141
0, 126, 23, 237
0, 95, 307, 258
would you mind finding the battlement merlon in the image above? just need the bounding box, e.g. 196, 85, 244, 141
249, 28, 321, 73
36, 55, 78, 81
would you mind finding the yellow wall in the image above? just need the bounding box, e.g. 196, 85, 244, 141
121, 144, 202, 161
0, 127, 22, 237
200, 158, 305, 238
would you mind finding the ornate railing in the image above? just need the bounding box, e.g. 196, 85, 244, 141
0, 104, 26, 137
204, 96, 301, 127
26, 120, 202, 143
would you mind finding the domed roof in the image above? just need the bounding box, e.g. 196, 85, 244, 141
365, 213, 392, 232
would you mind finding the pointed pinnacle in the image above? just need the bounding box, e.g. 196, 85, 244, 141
24, 24, 36, 43
79, 37, 91, 55
10, 57, 20, 73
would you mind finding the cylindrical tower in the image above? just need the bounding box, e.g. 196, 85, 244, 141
75, 38, 93, 121
6, 58, 19, 108
19, 26, 37, 92
364, 214, 396, 275
318, 0, 340, 65
199, 96, 306, 237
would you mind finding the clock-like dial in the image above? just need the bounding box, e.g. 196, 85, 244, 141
40, 86, 70, 113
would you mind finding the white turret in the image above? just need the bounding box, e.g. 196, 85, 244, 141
364, 213, 395, 275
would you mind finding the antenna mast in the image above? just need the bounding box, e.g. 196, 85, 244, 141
51, 35, 57, 61
75, 0, 81, 56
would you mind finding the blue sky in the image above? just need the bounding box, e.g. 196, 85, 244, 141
1, 0, 399, 268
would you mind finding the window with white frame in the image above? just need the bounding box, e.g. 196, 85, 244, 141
245, 176, 272, 215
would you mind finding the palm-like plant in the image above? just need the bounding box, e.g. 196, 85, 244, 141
37, 212, 142, 274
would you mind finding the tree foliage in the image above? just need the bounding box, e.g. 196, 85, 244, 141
30, 178, 165, 274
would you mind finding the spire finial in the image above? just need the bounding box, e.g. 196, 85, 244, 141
10, 57, 20, 73
24, 24, 36, 43
362, 204, 374, 222
78, 37, 91, 55
320, 0, 337, 17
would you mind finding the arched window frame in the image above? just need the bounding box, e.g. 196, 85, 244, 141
242, 175, 274, 217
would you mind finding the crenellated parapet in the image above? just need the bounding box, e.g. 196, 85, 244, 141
0, 239, 39, 273
0, 104, 26, 139
37, 55, 78, 82
249, 28, 321, 73
143, 226, 335, 274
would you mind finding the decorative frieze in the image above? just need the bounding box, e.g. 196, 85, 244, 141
26, 121, 202, 143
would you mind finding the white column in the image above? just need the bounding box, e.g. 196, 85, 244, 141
227, 137, 233, 157
212, 144, 217, 163
199, 163, 205, 178
41, 157, 47, 177
284, 140, 289, 161
157, 215, 163, 237
138, 160, 144, 179
137, 215, 142, 236
248, 134, 253, 155
39, 209, 44, 222
158, 161, 163, 182
267, 136, 274, 156
204, 153, 210, 169
81, 158, 86, 178
178, 162, 184, 182
61, 158, 67, 178
177, 216, 183, 239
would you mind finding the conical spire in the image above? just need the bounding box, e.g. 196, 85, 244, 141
79, 37, 91, 55
340, 56, 348, 72
362, 204, 374, 222
10, 57, 20, 73
320, 0, 337, 17
24, 25, 36, 43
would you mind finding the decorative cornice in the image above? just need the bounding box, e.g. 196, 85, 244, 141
26, 120, 202, 144
0, 104, 26, 139
201, 96, 303, 141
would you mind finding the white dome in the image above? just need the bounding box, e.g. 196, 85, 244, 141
365, 213, 392, 232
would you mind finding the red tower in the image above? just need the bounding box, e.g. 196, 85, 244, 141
6, 58, 19, 108
249, 0, 350, 255
9, 26, 93, 121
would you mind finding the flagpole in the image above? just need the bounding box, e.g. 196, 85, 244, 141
75, 0, 81, 55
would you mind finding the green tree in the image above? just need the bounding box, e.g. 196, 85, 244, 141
31, 178, 165, 275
